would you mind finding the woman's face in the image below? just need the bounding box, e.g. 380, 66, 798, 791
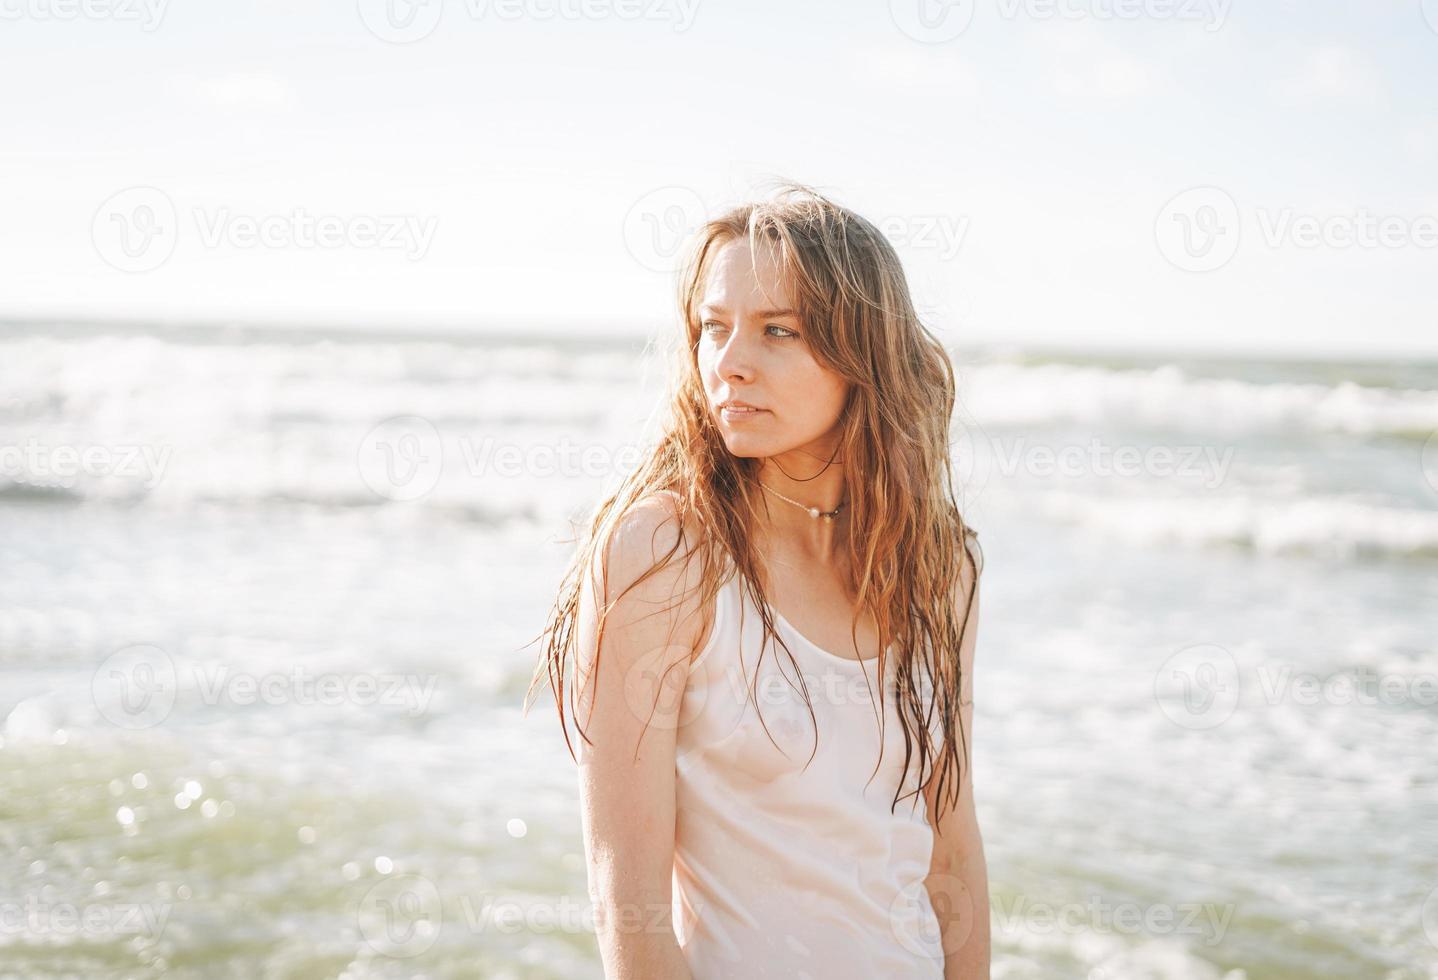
696, 238, 850, 460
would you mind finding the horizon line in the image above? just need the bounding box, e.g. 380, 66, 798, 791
2, 311, 1436, 368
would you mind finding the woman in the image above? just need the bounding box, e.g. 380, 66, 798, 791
529, 183, 988, 978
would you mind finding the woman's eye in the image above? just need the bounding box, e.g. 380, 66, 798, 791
700, 320, 796, 340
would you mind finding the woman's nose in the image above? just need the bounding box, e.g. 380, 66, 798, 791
714, 327, 757, 379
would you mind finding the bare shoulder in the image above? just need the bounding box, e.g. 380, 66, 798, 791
953, 526, 983, 698
923, 525, 986, 821
918, 525, 983, 698
588, 490, 709, 658
955, 526, 984, 607
598, 491, 702, 587
962, 526, 984, 579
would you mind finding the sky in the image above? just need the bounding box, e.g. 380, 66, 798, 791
1, 0, 1435, 357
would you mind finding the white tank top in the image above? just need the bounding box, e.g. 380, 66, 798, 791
671, 564, 946, 978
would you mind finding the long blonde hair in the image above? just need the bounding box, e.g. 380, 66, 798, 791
525, 181, 983, 819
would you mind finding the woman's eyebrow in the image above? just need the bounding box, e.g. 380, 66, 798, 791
700, 304, 798, 319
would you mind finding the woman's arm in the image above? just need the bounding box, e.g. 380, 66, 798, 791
923, 533, 991, 978
575, 493, 701, 980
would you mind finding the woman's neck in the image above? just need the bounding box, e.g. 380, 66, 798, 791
751, 491, 850, 570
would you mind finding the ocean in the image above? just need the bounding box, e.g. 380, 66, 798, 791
1, 321, 1435, 979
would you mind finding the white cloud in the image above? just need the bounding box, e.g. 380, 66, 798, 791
1051, 51, 1151, 100
1031, 24, 1158, 102
1402, 119, 1438, 162
854, 44, 982, 91
183, 73, 296, 109
1272, 44, 1384, 106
